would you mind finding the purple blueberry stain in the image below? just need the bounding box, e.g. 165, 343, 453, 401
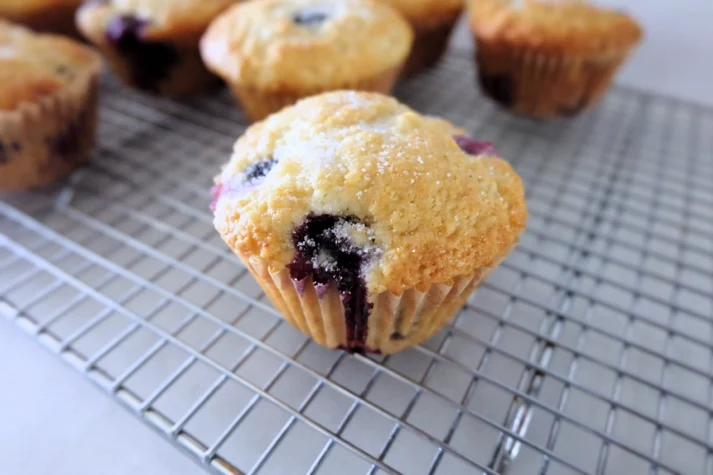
210, 158, 279, 212
453, 135, 498, 156
288, 214, 378, 353
244, 158, 278, 185
209, 183, 224, 212
105, 15, 179, 91
209, 178, 244, 212
292, 8, 329, 27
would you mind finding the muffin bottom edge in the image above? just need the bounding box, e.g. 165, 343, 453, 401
238, 251, 507, 355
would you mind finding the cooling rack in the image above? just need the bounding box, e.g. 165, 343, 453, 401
1, 50, 712, 475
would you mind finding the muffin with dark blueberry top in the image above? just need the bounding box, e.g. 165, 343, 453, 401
0, 0, 83, 37
469, 0, 642, 118
211, 91, 527, 354
0, 20, 101, 191
200, 0, 413, 122
76, 0, 237, 96
377, 0, 464, 76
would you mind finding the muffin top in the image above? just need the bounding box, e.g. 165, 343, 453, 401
469, 0, 643, 55
76, 0, 238, 42
377, 0, 463, 25
200, 0, 413, 92
212, 91, 527, 295
0, 20, 101, 111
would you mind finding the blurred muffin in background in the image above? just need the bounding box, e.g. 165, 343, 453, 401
200, 0, 413, 122
0, 20, 101, 191
0, 0, 83, 37
378, 0, 463, 77
77, 0, 238, 97
469, 0, 642, 119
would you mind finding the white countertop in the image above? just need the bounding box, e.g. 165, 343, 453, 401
0, 317, 202, 475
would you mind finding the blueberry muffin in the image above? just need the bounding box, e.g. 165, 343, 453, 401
469, 0, 642, 118
0, 0, 83, 37
378, 0, 464, 76
76, 0, 237, 96
200, 0, 413, 122
211, 91, 527, 354
0, 20, 101, 191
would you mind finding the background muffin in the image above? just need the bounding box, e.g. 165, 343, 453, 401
0, 20, 101, 191
211, 91, 526, 354
469, 0, 643, 119
76, 0, 237, 96
378, 0, 464, 77
200, 0, 413, 122
0, 0, 83, 37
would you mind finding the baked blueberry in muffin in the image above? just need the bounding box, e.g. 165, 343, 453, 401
200, 0, 413, 121
212, 91, 527, 354
453, 135, 497, 156
291, 7, 329, 26
0, 20, 101, 191
288, 214, 379, 352
76, 0, 237, 96
103, 14, 178, 91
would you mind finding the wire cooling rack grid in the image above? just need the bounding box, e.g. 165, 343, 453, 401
1, 50, 712, 475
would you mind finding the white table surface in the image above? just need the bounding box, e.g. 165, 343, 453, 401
0, 317, 202, 475
2, 5, 712, 474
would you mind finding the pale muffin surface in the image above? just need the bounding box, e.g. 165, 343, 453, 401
200, 0, 413, 92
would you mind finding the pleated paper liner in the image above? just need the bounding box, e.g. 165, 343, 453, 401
0, 65, 100, 191
474, 38, 633, 119
239, 251, 507, 354
228, 64, 402, 123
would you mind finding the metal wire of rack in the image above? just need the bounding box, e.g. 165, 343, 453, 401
1, 50, 712, 475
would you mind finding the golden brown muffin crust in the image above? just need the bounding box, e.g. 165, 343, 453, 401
200, 0, 413, 92
0, 20, 101, 111
469, 0, 642, 55
213, 91, 527, 295
76, 0, 238, 42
